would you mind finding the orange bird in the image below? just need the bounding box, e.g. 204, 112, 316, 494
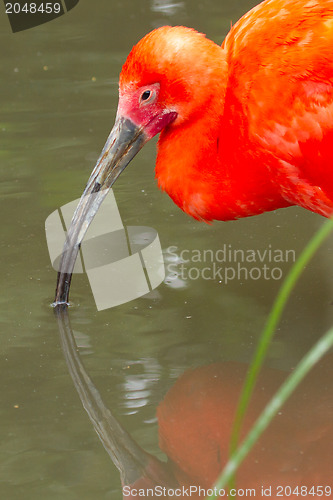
55, 0, 333, 303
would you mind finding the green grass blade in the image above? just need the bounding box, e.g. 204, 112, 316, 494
229, 218, 333, 458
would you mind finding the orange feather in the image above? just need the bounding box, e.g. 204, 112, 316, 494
120, 0, 333, 221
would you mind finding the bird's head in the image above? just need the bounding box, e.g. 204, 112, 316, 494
54, 26, 224, 304
118, 26, 224, 135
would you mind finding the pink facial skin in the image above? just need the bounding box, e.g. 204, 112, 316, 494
118, 83, 177, 140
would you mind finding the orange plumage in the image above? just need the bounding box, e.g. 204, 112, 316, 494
120, 0, 333, 221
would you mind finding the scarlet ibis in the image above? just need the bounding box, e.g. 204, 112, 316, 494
55, 0, 333, 304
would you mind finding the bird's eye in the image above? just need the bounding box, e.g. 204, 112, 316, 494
141, 90, 151, 100
140, 89, 153, 103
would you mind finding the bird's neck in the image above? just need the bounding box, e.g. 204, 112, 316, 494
156, 110, 226, 221
156, 78, 291, 221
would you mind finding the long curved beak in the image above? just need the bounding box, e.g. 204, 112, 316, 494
54, 116, 146, 306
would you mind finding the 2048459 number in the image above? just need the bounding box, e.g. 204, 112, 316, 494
276, 486, 332, 497
5, 3, 61, 14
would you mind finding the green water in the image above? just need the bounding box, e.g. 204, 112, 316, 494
1, 1, 333, 498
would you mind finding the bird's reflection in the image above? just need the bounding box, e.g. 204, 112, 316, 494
54, 305, 177, 496
157, 361, 333, 495
54, 306, 333, 499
